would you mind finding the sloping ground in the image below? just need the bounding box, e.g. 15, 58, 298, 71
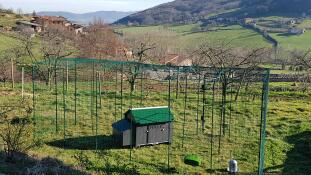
270, 32, 311, 50
0, 12, 31, 27
115, 0, 311, 25
115, 0, 241, 25
118, 24, 272, 49
0, 33, 18, 52
0, 81, 310, 174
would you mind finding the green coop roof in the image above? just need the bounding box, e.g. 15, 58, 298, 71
126, 106, 174, 125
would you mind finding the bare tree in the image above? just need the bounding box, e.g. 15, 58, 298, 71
291, 49, 311, 93
193, 41, 267, 68
78, 19, 122, 59
124, 42, 156, 93
0, 55, 10, 87
122, 27, 179, 62
292, 49, 311, 69
19, 24, 76, 87
192, 40, 268, 135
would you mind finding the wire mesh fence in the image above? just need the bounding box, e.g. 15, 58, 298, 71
32, 58, 270, 174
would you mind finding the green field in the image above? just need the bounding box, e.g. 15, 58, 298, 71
0, 12, 31, 27
118, 19, 311, 50
271, 32, 311, 50
298, 19, 311, 29
0, 33, 19, 52
118, 24, 272, 49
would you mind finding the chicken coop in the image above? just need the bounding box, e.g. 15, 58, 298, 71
112, 106, 174, 147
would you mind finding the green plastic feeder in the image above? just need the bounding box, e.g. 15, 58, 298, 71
184, 154, 201, 166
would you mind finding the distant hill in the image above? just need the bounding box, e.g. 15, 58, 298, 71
114, 0, 311, 25
37, 11, 134, 25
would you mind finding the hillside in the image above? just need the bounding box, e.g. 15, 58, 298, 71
37, 11, 134, 24
118, 24, 272, 49
0, 11, 31, 27
115, 0, 311, 25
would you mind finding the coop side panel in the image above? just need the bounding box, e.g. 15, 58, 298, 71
122, 129, 131, 146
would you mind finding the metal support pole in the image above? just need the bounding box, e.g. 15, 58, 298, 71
120, 64, 124, 119
202, 75, 207, 133
32, 65, 36, 124
55, 63, 58, 132
91, 61, 95, 135
210, 81, 216, 173
62, 68, 66, 144
167, 66, 172, 170
74, 61, 77, 125
114, 69, 118, 122
196, 73, 201, 135
182, 73, 188, 148
176, 67, 180, 99
95, 72, 99, 150
258, 69, 270, 175
140, 71, 144, 106
130, 71, 133, 162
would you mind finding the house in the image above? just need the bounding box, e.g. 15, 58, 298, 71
32, 16, 68, 27
15, 21, 42, 33
112, 106, 174, 147
160, 54, 193, 66
244, 18, 253, 24
288, 19, 296, 25
289, 28, 306, 34
71, 23, 84, 34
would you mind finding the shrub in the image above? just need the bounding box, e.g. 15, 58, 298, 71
0, 97, 35, 161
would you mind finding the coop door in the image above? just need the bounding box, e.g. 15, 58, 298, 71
136, 126, 148, 146
148, 125, 158, 144
160, 123, 170, 143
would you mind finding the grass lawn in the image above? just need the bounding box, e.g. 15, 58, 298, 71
297, 19, 311, 29
0, 33, 19, 52
0, 13, 31, 27
118, 24, 273, 50
270, 32, 311, 50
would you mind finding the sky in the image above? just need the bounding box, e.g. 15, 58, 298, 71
0, 0, 173, 13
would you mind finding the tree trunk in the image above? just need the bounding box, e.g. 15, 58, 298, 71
130, 81, 136, 93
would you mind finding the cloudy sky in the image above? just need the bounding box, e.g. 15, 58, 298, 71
0, 0, 173, 13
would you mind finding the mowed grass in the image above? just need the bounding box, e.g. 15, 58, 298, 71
270, 32, 311, 50
0, 33, 19, 52
0, 75, 310, 174
118, 24, 272, 49
177, 25, 272, 49
297, 19, 311, 29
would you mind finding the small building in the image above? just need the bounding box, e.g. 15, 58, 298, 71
289, 28, 306, 35
161, 54, 193, 67
112, 106, 174, 147
32, 16, 68, 27
16, 21, 42, 33
244, 18, 253, 24
71, 23, 84, 34
289, 19, 296, 25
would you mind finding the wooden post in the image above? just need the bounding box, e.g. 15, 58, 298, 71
22, 67, 24, 98
11, 58, 14, 89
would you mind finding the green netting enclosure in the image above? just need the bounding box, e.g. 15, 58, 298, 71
32, 58, 269, 174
